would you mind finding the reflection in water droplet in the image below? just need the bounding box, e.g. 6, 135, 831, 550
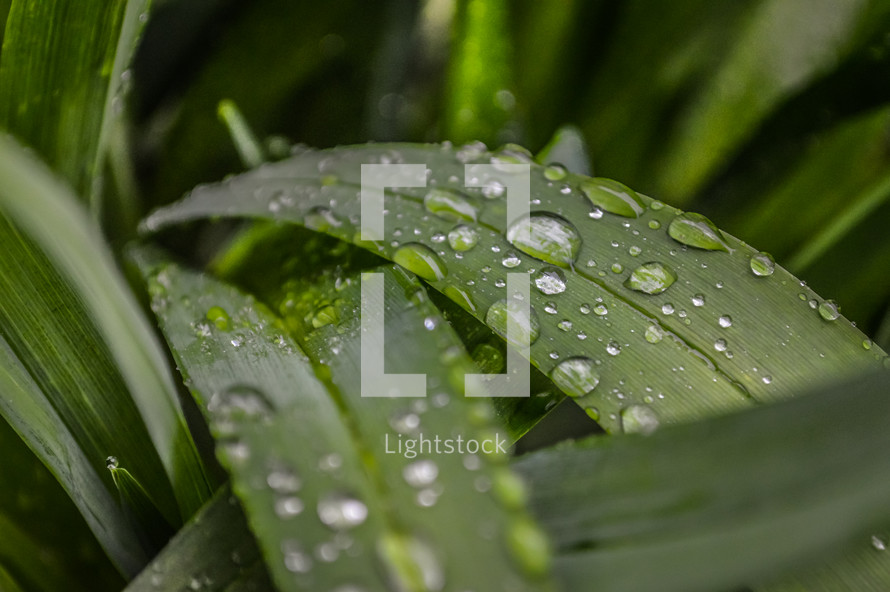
620, 405, 660, 435
749, 252, 776, 277
579, 178, 645, 218
668, 212, 730, 251
818, 300, 840, 321
543, 164, 567, 181
393, 243, 448, 281
485, 300, 541, 347
423, 188, 479, 222
645, 324, 664, 344
447, 225, 478, 252
549, 358, 600, 398
624, 262, 677, 295
534, 267, 567, 295
501, 252, 522, 268
206, 306, 231, 330
505, 213, 581, 268
317, 493, 368, 530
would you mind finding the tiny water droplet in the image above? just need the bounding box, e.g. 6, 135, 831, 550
624, 262, 677, 295
668, 212, 730, 251
501, 252, 522, 268
692, 294, 705, 307
389, 411, 421, 434
871, 534, 888, 551
593, 303, 608, 316
645, 324, 664, 344
580, 178, 645, 218
393, 243, 448, 281
505, 213, 581, 268
718, 315, 733, 328
579, 303, 591, 315
206, 306, 231, 331
304, 206, 344, 232
648, 220, 661, 230
611, 262, 624, 273
661, 303, 675, 315
606, 341, 622, 356
549, 358, 600, 398
534, 267, 567, 295
714, 338, 728, 352
749, 252, 776, 277
106, 456, 119, 470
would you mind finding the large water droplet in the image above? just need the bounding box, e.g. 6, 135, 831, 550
534, 266, 567, 295
620, 405, 660, 435
549, 358, 600, 397
423, 188, 479, 222
818, 299, 840, 321
668, 212, 730, 251
485, 300, 541, 347
393, 243, 448, 281
447, 225, 478, 251
579, 178, 645, 218
749, 252, 776, 277
317, 493, 368, 530
624, 262, 677, 295
506, 213, 581, 268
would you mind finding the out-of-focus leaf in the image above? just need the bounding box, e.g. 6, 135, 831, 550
143, 143, 888, 433
133, 247, 553, 591
445, 0, 519, 144
513, 370, 890, 592
0, 0, 151, 204
0, 418, 123, 591
0, 136, 211, 526
656, 0, 889, 201
535, 125, 591, 177
760, 541, 890, 592
125, 487, 269, 592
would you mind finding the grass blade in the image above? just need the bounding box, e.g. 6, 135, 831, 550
132, 246, 554, 591
0, 0, 150, 205
535, 125, 591, 177
0, 135, 211, 521
125, 487, 269, 592
513, 370, 890, 592
143, 142, 889, 433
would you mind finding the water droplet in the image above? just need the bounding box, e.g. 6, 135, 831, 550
871, 534, 888, 551
275, 496, 304, 518
762, 375, 773, 385
501, 252, 522, 268
105, 456, 119, 470
549, 358, 600, 397
206, 306, 231, 330
485, 300, 541, 347
557, 320, 573, 332
818, 299, 840, 321
611, 262, 624, 274
389, 411, 421, 435
267, 469, 301, 493
207, 385, 273, 438
620, 405, 660, 435
628, 245, 642, 257
543, 164, 568, 181
648, 220, 661, 230
668, 212, 730, 251
482, 180, 506, 199
446, 225, 478, 252
393, 243, 448, 281
443, 285, 476, 312
423, 188, 479, 222
492, 469, 528, 510
579, 178, 645, 218
645, 324, 664, 344
505, 213, 581, 268
312, 304, 338, 328
317, 493, 368, 530
624, 262, 677, 295
749, 252, 776, 277
304, 206, 344, 232
718, 315, 733, 328
534, 267, 567, 295
593, 303, 608, 316
692, 294, 705, 307
661, 303, 675, 315
863, 339, 873, 350
506, 518, 552, 578
714, 338, 728, 352
589, 206, 604, 220
282, 540, 312, 573
579, 303, 591, 315
403, 460, 439, 487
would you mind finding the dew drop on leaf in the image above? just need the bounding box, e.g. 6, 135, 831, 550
549, 357, 600, 398
393, 243, 448, 281
624, 262, 677, 295
403, 460, 439, 488
579, 177, 645, 218
317, 492, 368, 530
423, 188, 479, 222
206, 306, 231, 330
749, 251, 776, 277
668, 212, 730, 251
446, 225, 478, 251
620, 405, 660, 435
718, 315, 733, 328
543, 164, 568, 181
818, 299, 840, 321
534, 266, 567, 295
505, 213, 581, 268
485, 299, 541, 347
